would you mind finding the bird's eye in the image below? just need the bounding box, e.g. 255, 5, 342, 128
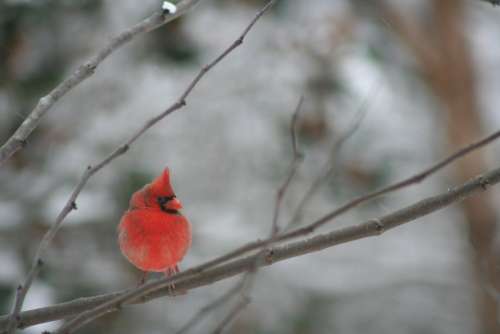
157, 195, 176, 206
162, 1, 177, 15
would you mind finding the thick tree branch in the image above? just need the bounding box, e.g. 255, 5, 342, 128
152, 127, 500, 278
44, 128, 500, 333
2, 1, 274, 333
208, 96, 305, 332
281, 127, 500, 238
0, 0, 201, 167
45, 2, 277, 334
1, 0, 498, 331
45, 127, 499, 334
2, 161, 500, 330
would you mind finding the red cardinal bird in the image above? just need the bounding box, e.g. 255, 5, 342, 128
118, 168, 191, 281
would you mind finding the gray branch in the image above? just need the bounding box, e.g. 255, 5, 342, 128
1, 0, 276, 332
0, 0, 202, 167
1, 163, 499, 331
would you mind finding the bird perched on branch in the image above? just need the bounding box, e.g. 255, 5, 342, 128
118, 168, 191, 282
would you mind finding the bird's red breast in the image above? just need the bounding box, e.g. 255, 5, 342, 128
118, 168, 191, 273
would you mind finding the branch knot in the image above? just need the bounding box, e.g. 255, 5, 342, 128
371, 219, 385, 235
478, 176, 490, 190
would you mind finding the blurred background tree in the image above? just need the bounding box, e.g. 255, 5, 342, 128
1, 0, 500, 333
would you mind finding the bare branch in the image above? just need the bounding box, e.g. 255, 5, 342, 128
176, 280, 245, 334
271, 96, 304, 235
210, 296, 251, 334
51, 111, 500, 334
209, 96, 305, 332
47, 2, 276, 333
286, 98, 368, 230
297, 127, 500, 235
3, 1, 275, 333
3, 161, 500, 330
181, 95, 303, 334
162, 127, 500, 277
0, 0, 201, 167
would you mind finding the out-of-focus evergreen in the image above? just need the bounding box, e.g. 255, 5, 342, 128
1, 1, 495, 333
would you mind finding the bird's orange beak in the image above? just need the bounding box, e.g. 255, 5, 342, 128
169, 197, 183, 210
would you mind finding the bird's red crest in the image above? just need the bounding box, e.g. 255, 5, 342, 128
149, 167, 175, 197
119, 165, 191, 274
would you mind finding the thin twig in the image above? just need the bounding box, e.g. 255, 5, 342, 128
3, 1, 273, 333
166, 127, 500, 277
51, 2, 276, 333
210, 296, 251, 334
297, 127, 500, 234
209, 95, 305, 332
0, 0, 202, 167
286, 95, 369, 230
3, 161, 500, 330
176, 280, 245, 334
184, 95, 303, 334
271, 96, 304, 235
48, 126, 500, 333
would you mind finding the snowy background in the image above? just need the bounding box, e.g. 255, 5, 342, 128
1, 0, 500, 333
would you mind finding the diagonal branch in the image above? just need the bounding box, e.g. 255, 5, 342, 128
48, 2, 276, 333
181, 95, 303, 334
52, 120, 500, 334
0, 0, 202, 167
271, 96, 304, 235
175, 280, 245, 334
156, 127, 500, 277
297, 127, 500, 235
3, 159, 500, 330
2, 1, 275, 333
286, 97, 368, 230
210, 95, 305, 333
209, 296, 251, 334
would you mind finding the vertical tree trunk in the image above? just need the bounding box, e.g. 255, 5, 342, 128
431, 2, 498, 332
378, 0, 499, 332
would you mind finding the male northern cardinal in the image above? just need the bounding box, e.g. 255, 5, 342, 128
118, 168, 191, 280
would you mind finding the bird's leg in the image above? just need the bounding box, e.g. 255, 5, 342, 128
166, 266, 178, 276
164, 267, 176, 295
138, 271, 149, 286
164, 265, 187, 295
